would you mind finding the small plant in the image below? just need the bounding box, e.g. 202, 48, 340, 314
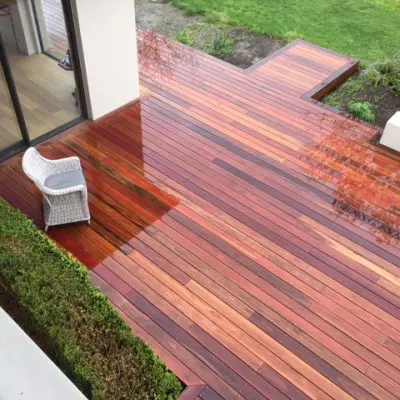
362, 58, 400, 94
347, 101, 375, 123
210, 35, 234, 59
362, 67, 382, 87
324, 77, 363, 109
174, 29, 193, 46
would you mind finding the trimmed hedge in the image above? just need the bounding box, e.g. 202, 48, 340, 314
0, 199, 181, 400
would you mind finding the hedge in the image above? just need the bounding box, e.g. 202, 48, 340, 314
0, 198, 181, 400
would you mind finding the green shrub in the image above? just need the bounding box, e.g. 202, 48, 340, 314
362, 67, 383, 87
174, 29, 193, 46
210, 36, 234, 58
0, 199, 181, 400
347, 101, 375, 123
362, 58, 400, 94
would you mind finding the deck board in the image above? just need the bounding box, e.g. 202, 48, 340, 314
2, 40, 400, 399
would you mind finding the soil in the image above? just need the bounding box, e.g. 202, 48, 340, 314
135, 0, 203, 36
324, 73, 400, 129
357, 85, 400, 128
135, 0, 284, 69
224, 30, 283, 69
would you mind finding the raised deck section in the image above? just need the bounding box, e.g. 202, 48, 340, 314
2, 41, 400, 400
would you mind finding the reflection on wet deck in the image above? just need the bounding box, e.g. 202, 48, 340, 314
0, 111, 179, 268
304, 112, 400, 243
2, 39, 400, 400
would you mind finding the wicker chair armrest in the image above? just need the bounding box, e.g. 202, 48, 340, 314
43, 184, 86, 197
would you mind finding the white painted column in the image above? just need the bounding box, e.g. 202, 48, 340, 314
5, 0, 40, 54
32, 0, 51, 51
71, 0, 140, 120
380, 111, 400, 152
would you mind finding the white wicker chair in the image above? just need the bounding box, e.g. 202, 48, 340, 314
22, 147, 90, 231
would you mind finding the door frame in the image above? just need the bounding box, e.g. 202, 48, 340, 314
0, 33, 30, 161
0, 0, 87, 162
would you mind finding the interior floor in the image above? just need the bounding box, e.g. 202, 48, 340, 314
0, 52, 79, 150
0, 66, 21, 149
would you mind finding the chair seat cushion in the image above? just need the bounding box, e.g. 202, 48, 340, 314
45, 169, 85, 190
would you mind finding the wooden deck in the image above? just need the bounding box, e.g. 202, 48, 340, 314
2, 40, 400, 400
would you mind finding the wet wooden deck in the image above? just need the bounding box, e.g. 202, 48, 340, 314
2, 40, 400, 400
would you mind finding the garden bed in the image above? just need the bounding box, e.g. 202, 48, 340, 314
0, 199, 181, 400
324, 58, 400, 128
136, 0, 283, 69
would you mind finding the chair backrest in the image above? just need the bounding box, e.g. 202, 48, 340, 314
22, 147, 50, 191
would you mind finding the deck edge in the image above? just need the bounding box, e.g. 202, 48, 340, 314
178, 385, 207, 400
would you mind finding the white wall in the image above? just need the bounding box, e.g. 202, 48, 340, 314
32, 0, 51, 51
380, 111, 400, 152
9, 0, 40, 55
0, 0, 40, 54
0, 13, 17, 50
0, 308, 87, 400
72, 0, 140, 120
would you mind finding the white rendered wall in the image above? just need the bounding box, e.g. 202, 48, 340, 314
0, 0, 40, 54
9, 0, 40, 55
0, 307, 87, 400
380, 111, 400, 152
0, 13, 17, 50
71, 0, 140, 120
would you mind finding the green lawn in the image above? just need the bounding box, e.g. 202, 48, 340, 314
169, 0, 400, 64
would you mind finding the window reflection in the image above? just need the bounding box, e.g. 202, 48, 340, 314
0, 0, 81, 142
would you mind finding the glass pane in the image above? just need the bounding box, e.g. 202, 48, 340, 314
41, 0, 69, 60
0, 51, 23, 152
4, 0, 81, 141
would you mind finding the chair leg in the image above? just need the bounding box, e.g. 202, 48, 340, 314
45, 225, 49, 232
87, 219, 91, 226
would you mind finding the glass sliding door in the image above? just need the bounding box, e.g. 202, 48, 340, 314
0, 33, 28, 157
10, 0, 82, 141
9, 46, 81, 141
0, 0, 84, 154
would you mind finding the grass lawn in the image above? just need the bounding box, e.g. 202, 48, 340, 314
169, 0, 400, 64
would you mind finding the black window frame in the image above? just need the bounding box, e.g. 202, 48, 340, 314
0, 0, 87, 162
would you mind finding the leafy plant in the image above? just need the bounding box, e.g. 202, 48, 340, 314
347, 101, 375, 123
324, 55, 399, 126
324, 77, 363, 108
0, 199, 182, 400
210, 35, 234, 58
362, 67, 383, 87
362, 58, 400, 94
174, 29, 193, 46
